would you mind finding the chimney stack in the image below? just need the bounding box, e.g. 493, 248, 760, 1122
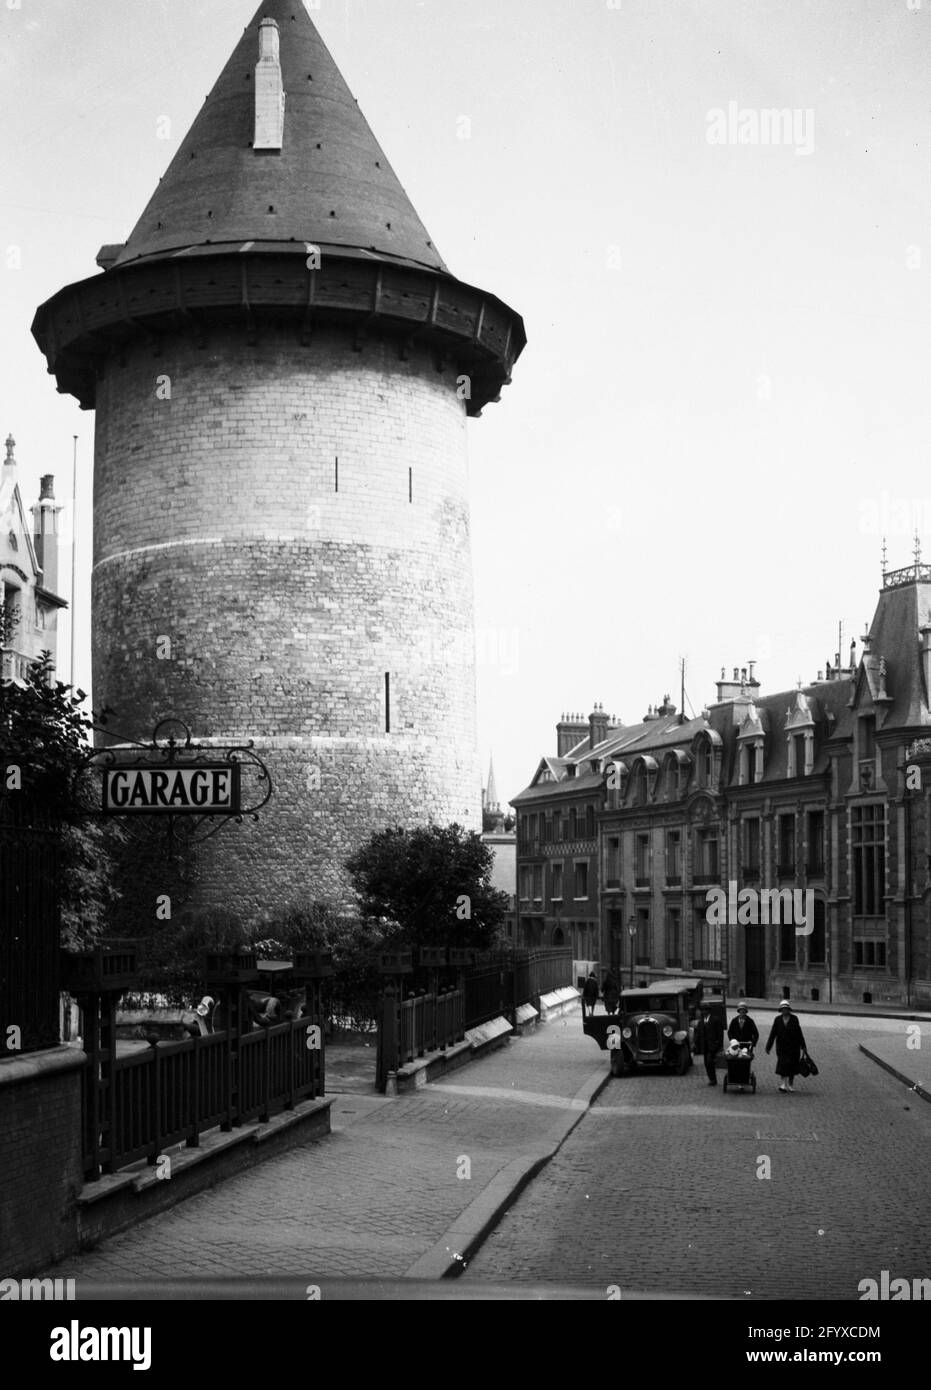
557, 712, 589, 757
31, 474, 62, 595
589, 702, 609, 750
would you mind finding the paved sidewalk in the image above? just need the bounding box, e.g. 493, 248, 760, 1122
737, 994, 931, 1022
48, 1012, 608, 1286
857, 1031, 931, 1103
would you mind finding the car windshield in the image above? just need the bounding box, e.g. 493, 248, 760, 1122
626, 996, 678, 1014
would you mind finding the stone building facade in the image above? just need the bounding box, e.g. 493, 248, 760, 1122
513, 563, 931, 1007
0, 435, 66, 680
32, 0, 524, 919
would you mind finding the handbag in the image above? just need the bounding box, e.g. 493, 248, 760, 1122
798, 1052, 818, 1078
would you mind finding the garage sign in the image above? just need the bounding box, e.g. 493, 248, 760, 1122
102, 763, 242, 814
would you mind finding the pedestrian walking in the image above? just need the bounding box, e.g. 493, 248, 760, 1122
581, 972, 599, 1018
695, 1004, 724, 1086
764, 1000, 808, 1092
602, 970, 620, 1015
727, 1001, 759, 1049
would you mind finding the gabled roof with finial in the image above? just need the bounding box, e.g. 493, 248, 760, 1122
114, 0, 446, 274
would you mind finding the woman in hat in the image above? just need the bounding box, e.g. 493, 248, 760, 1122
728, 1001, 759, 1049
764, 1000, 808, 1092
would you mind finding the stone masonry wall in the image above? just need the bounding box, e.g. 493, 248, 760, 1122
92, 325, 481, 920
0, 1048, 84, 1275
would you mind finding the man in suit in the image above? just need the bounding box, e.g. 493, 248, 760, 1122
728, 1001, 759, 1049
696, 1005, 724, 1086
765, 1000, 808, 1092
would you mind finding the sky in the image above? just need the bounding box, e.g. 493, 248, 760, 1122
3, 0, 931, 810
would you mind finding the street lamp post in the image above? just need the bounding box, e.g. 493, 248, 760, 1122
627, 915, 637, 989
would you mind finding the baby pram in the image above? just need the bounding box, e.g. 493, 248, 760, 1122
722, 1042, 756, 1093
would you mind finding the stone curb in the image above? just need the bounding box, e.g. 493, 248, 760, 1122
402, 1061, 611, 1281
858, 1044, 931, 1104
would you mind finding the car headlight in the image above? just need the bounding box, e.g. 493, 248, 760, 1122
662, 1024, 673, 1037
622, 1027, 632, 1039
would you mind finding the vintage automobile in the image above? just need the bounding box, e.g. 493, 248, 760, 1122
583, 983, 695, 1076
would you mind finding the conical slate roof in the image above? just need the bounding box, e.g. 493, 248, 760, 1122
114, 0, 447, 273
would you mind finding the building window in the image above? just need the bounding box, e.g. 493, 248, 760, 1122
779, 921, 796, 964
665, 760, 678, 801
700, 741, 713, 786
585, 804, 595, 838
636, 907, 650, 965
519, 866, 530, 902
574, 862, 589, 900
605, 837, 620, 888
854, 939, 887, 969
777, 814, 795, 876
852, 805, 885, 916
692, 911, 721, 969
532, 865, 543, 903
636, 765, 649, 804
807, 810, 825, 874
743, 817, 760, 876
793, 733, 806, 777
635, 833, 650, 885
569, 808, 577, 838
809, 899, 826, 964
694, 828, 719, 883
860, 716, 876, 759
666, 830, 681, 884
666, 908, 682, 967
529, 813, 538, 841
551, 862, 563, 902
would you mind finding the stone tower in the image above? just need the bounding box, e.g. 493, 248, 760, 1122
32, 0, 524, 919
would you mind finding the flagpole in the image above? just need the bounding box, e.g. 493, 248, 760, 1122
70, 435, 77, 686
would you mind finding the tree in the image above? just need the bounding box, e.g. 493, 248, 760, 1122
345, 823, 508, 951
0, 652, 124, 945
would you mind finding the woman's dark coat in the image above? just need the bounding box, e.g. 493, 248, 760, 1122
765, 1012, 807, 1077
728, 1014, 760, 1047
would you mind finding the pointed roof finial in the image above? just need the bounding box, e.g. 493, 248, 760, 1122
4, 434, 14, 464
915, 530, 923, 569
881, 535, 887, 579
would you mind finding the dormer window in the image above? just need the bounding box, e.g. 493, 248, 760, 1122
699, 741, 713, 786
739, 738, 764, 785
605, 760, 629, 807
636, 764, 649, 804
785, 690, 815, 777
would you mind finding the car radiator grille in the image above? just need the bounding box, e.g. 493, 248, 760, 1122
637, 1020, 660, 1051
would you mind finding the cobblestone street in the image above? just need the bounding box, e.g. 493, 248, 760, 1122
463, 1012, 931, 1299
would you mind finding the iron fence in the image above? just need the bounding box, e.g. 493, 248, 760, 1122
83, 1015, 323, 1179
399, 987, 464, 1062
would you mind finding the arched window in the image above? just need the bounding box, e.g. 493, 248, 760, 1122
636, 764, 649, 804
